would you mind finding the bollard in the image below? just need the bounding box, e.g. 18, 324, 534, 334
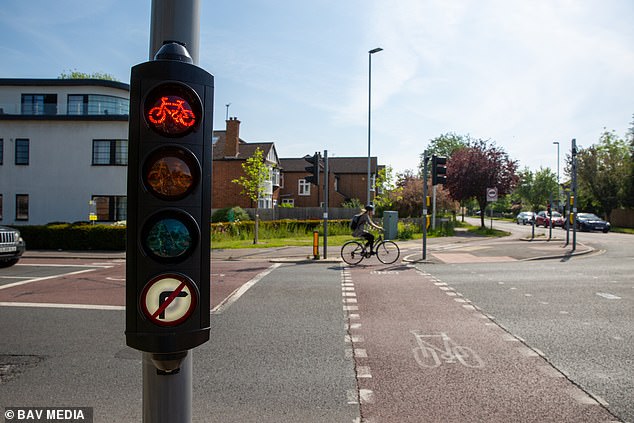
312, 230, 320, 260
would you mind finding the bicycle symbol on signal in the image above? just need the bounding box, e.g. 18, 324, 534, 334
148, 96, 196, 128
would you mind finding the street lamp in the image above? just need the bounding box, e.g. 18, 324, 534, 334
367, 47, 383, 206
553, 141, 560, 211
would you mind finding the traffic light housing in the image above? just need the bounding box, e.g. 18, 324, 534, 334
304, 152, 321, 185
431, 155, 447, 185
126, 42, 213, 355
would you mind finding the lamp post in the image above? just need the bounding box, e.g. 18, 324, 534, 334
553, 141, 560, 211
367, 47, 383, 206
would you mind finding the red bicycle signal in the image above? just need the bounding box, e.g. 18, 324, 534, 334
144, 83, 202, 137
147, 95, 196, 135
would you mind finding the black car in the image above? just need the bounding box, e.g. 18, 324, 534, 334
0, 225, 26, 268
568, 213, 611, 233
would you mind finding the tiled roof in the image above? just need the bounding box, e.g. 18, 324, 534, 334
212, 130, 274, 161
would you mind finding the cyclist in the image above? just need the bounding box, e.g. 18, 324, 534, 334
352, 205, 384, 254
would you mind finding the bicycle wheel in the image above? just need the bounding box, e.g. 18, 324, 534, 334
341, 241, 365, 265
376, 240, 400, 264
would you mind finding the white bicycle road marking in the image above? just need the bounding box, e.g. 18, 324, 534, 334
411, 331, 485, 369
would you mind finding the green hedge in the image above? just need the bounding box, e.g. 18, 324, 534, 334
15, 218, 424, 251
210, 219, 351, 242
17, 223, 126, 250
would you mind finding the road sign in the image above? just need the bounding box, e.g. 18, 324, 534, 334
141, 274, 198, 326
486, 187, 498, 202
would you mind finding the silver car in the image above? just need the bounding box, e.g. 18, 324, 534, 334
0, 226, 26, 268
516, 211, 535, 225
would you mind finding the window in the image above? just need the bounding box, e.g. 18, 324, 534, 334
15, 195, 28, 221
15, 139, 29, 165
258, 194, 272, 209
22, 94, 57, 115
271, 168, 281, 186
92, 196, 127, 221
281, 199, 294, 206
92, 140, 128, 165
68, 94, 129, 115
298, 179, 311, 196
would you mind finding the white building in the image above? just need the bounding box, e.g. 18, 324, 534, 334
0, 79, 129, 225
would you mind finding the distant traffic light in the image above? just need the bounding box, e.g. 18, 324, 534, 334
304, 152, 321, 185
431, 155, 447, 185
126, 42, 213, 355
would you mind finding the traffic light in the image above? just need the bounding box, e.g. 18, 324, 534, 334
304, 152, 321, 185
126, 42, 213, 355
431, 155, 447, 185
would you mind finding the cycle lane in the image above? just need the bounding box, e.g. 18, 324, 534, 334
345, 264, 620, 423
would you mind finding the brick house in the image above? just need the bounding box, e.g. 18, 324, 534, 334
278, 156, 381, 208
212, 118, 281, 209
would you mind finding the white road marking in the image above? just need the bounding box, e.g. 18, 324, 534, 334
0, 301, 124, 311
211, 263, 281, 314
596, 292, 621, 300
0, 269, 98, 291
357, 366, 372, 378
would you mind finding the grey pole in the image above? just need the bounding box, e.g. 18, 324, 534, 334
150, 0, 201, 64
422, 151, 429, 260
143, 352, 192, 423
323, 150, 329, 259
553, 141, 560, 210
143, 2, 201, 422
367, 48, 382, 205
571, 138, 578, 251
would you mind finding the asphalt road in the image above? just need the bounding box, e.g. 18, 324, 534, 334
420, 218, 634, 422
1, 223, 631, 422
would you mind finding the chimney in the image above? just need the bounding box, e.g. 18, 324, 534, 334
225, 117, 241, 157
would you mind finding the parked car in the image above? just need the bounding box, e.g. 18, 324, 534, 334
567, 213, 611, 233
516, 211, 535, 225
535, 211, 565, 228
0, 225, 26, 268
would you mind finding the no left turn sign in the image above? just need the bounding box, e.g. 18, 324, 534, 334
140, 274, 198, 327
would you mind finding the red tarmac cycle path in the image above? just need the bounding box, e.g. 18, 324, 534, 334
0, 258, 272, 312
345, 263, 619, 423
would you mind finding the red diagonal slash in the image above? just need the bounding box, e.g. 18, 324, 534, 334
152, 281, 187, 320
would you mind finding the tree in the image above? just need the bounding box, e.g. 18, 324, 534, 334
393, 170, 424, 218
514, 167, 558, 212
576, 130, 630, 220
419, 132, 469, 175
445, 139, 519, 228
59, 70, 119, 81
232, 148, 269, 243
374, 165, 396, 214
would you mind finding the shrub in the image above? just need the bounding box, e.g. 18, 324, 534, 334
16, 223, 125, 250
211, 207, 251, 223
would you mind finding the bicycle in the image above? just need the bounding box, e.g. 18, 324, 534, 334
340, 233, 400, 265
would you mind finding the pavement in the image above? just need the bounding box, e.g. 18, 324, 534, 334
20, 233, 594, 263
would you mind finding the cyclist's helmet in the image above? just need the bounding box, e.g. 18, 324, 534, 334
365, 204, 374, 211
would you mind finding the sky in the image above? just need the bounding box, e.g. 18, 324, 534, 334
1, 0, 632, 177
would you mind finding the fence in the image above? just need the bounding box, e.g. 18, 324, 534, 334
211, 207, 359, 221
611, 208, 634, 228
